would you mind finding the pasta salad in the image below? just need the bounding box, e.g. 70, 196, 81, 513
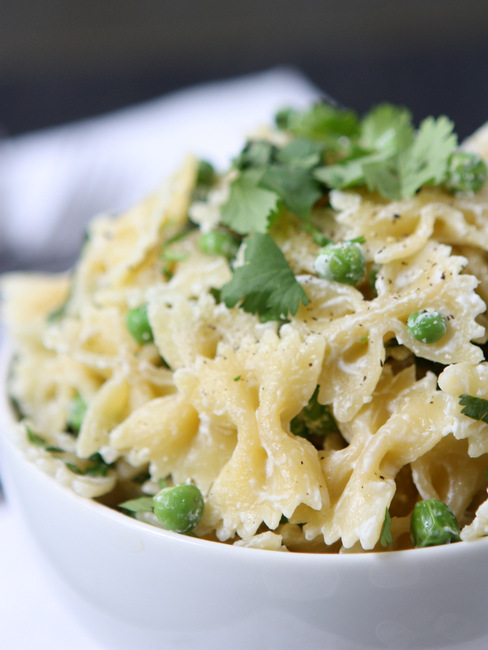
3, 101, 488, 553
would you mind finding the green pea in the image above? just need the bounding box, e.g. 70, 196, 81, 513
314, 241, 366, 285
126, 304, 154, 345
407, 309, 447, 344
153, 483, 204, 534
67, 393, 87, 432
196, 160, 216, 187
198, 230, 239, 259
444, 151, 487, 194
410, 499, 461, 548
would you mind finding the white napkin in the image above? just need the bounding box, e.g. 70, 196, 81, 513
0, 68, 320, 650
0, 67, 320, 268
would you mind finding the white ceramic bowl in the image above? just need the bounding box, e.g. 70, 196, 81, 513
1, 346, 488, 650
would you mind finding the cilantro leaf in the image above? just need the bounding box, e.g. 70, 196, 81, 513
25, 424, 48, 447
221, 170, 279, 235
364, 116, 457, 199
286, 102, 360, 150
276, 137, 324, 168
360, 103, 413, 151
234, 140, 277, 170
313, 105, 457, 200
85, 452, 111, 477
260, 164, 322, 220
65, 453, 111, 477
380, 508, 393, 548
119, 496, 155, 513
459, 394, 488, 424
315, 150, 390, 189
290, 386, 339, 448
221, 232, 309, 319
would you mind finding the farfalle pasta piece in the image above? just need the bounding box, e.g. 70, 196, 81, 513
330, 187, 488, 265
1, 273, 70, 346
175, 328, 327, 540
302, 368, 457, 549
76, 373, 131, 458
43, 304, 139, 373
68, 156, 198, 311
148, 281, 275, 371
168, 414, 237, 494
109, 393, 199, 474
411, 435, 487, 519
7, 350, 102, 434
460, 494, 488, 541
295, 241, 485, 422
330, 189, 440, 264
438, 362, 488, 457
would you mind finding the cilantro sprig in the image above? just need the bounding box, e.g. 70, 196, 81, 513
221, 169, 279, 234
222, 138, 324, 235
221, 232, 309, 320
214, 100, 476, 322
313, 105, 458, 200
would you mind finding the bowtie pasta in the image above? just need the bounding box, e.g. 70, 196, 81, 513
4, 102, 488, 552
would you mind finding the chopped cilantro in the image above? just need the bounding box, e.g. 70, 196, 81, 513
380, 508, 393, 548
234, 140, 277, 170
359, 103, 413, 152
67, 392, 87, 433
25, 424, 48, 447
260, 164, 322, 220
459, 394, 488, 424
65, 462, 84, 475
315, 110, 457, 200
221, 170, 279, 235
160, 226, 195, 278
281, 102, 360, 152
119, 496, 155, 513
364, 116, 457, 199
85, 453, 111, 477
222, 136, 326, 233
65, 453, 111, 477
290, 387, 339, 447
276, 137, 324, 168
300, 221, 332, 247
315, 150, 389, 190
221, 233, 309, 319
196, 159, 216, 187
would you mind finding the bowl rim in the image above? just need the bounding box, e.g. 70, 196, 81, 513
2, 339, 488, 564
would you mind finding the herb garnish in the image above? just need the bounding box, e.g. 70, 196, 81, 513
313, 107, 457, 199
25, 424, 48, 447
221, 232, 309, 320
459, 394, 488, 424
65, 453, 111, 477
380, 508, 393, 548
119, 496, 155, 513
215, 101, 478, 321
290, 386, 339, 447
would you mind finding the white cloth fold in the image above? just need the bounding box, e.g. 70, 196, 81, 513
0, 67, 320, 266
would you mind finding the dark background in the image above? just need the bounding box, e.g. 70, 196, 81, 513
2, 0, 488, 140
